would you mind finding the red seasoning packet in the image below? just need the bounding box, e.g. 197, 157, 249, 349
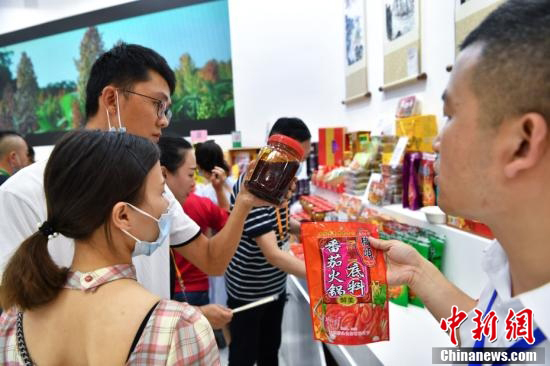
302, 222, 389, 345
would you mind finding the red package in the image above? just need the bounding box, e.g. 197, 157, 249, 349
302, 222, 389, 345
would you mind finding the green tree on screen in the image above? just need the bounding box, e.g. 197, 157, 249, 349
75, 26, 104, 123
0, 83, 15, 130
14, 52, 39, 134
0, 51, 14, 99
0, 51, 15, 129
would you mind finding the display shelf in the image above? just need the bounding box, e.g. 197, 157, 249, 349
288, 274, 451, 366
296, 185, 495, 364
310, 185, 492, 299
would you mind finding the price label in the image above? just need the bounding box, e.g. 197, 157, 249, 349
389, 137, 409, 168
407, 47, 419, 77
190, 129, 208, 144
362, 173, 382, 204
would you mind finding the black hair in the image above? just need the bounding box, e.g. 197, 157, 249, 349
27, 143, 35, 163
195, 140, 230, 174
158, 136, 193, 174
460, 0, 550, 127
85, 43, 176, 119
269, 117, 311, 142
1, 130, 159, 310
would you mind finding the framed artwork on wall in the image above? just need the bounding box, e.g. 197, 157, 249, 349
0, 0, 235, 146
343, 0, 370, 104
382, 0, 423, 91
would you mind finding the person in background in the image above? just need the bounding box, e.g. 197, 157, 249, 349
194, 139, 236, 308
158, 135, 233, 336
0, 130, 29, 186
226, 117, 311, 366
195, 140, 236, 207
370, 0, 550, 352
0, 130, 219, 365
0, 43, 283, 301
26, 143, 35, 164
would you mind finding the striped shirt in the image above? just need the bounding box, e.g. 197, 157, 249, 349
225, 174, 289, 302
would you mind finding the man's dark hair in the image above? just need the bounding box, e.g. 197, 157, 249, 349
460, 0, 550, 127
195, 140, 229, 174
269, 117, 311, 142
158, 136, 193, 174
85, 43, 176, 119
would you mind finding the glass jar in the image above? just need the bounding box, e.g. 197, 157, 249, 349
245, 134, 305, 205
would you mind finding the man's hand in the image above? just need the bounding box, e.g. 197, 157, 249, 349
368, 237, 423, 287
198, 304, 233, 329
370, 236, 476, 323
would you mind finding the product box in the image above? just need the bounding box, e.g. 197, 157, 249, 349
396, 95, 422, 118
318, 127, 347, 167
446, 215, 495, 239
346, 131, 371, 156
395, 115, 438, 153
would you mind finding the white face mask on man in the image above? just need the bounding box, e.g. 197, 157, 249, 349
121, 202, 173, 257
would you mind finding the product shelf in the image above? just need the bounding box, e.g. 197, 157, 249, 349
295, 185, 494, 365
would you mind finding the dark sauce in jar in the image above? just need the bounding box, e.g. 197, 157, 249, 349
245, 160, 300, 205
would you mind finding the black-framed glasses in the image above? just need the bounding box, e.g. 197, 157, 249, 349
121, 89, 172, 121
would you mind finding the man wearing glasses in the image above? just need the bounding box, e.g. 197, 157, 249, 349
0, 43, 278, 309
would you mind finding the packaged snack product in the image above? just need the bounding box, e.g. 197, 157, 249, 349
388, 285, 409, 307
302, 222, 389, 345
402, 152, 422, 210
420, 153, 436, 207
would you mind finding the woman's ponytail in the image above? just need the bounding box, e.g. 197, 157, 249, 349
1, 230, 69, 310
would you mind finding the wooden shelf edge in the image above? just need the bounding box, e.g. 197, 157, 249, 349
341, 91, 372, 105
379, 72, 427, 92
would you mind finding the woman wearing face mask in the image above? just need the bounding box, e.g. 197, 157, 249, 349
0, 130, 219, 365
159, 136, 233, 346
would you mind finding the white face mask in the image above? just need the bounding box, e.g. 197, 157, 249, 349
106, 90, 126, 132
121, 202, 172, 257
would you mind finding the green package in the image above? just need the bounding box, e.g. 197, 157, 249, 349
389, 285, 409, 307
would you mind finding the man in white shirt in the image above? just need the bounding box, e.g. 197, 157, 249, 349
0, 43, 272, 300
370, 0, 550, 361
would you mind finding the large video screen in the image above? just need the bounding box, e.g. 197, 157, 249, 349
0, 0, 234, 145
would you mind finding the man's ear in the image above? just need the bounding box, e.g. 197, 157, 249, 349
161, 166, 168, 179
101, 85, 118, 115
502, 113, 548, 179
111, 202, 132, 232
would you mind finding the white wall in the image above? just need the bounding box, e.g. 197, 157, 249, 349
228, 0, 456, 148
1, 0, 458, 154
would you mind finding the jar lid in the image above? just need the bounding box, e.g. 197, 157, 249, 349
268, 134, 305, 160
